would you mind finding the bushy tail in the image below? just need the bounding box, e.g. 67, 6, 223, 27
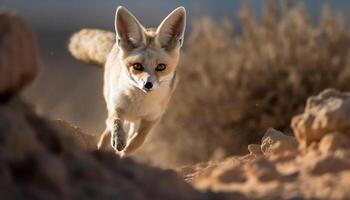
68, 29, 115, 67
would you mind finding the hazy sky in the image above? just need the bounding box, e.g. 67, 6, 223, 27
2, 0, 350, 32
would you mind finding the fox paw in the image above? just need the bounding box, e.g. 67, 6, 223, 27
111, 131, 126, 151
108, 118, 127, 151
111, 123, 126, 151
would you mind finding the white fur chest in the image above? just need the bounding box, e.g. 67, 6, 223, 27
107, 80, 169, 121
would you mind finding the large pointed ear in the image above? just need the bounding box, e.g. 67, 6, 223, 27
156, 7, 186, 50
115, 6, 145, 50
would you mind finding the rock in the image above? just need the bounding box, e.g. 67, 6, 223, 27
35, 153, 69, 193
0, 100, 43, 160
292, 89, 350, 150
319, 132, 350, 153
0, 12, 39, 100
182, 118, 350, 199
327, 171, 350, 199
244, 157, 280, 182
193, 158, 247, 191
299, 151, 350, 175
261, 128, 297, 158
247, 144, 262, 156
213, 159, 246, 184
0, 99, 205, 200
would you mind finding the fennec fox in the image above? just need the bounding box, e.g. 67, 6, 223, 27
91, 6, 186, 157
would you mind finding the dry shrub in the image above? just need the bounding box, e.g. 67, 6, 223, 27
135, 1, 350, 167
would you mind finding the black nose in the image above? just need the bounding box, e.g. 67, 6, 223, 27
144, 82, 153, 90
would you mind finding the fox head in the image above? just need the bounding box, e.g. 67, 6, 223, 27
115, 6, 186, 92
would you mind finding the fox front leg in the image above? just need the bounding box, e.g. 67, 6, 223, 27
106, 115, 127, 151
122, 118, 159, 156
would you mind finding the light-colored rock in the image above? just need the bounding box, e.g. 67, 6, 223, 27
244, 157, 280, 182
247, 144, 263, 156
292, 89, 350, 150
319, 132, 350, 153
213, 159, 246, 184
299, 151, 350, 175
261, 128, 298, 158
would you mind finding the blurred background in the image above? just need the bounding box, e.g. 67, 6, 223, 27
2, 0, 350, 168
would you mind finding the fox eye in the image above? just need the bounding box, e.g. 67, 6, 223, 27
156, 63, 166, 71
132, 63, 143, 71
